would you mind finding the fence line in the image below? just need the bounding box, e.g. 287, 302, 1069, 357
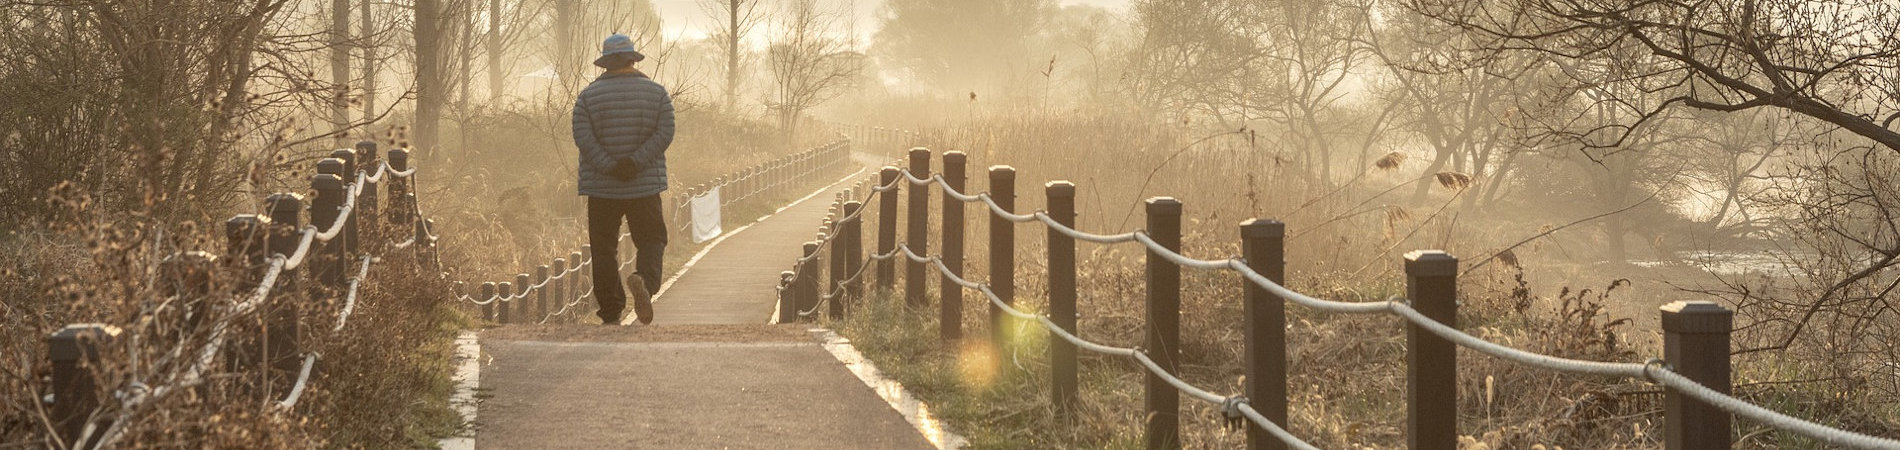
777, 146, 1900, 450
451, 137, 856, 325
45, 142, 445, 449
38, 126, 902, 448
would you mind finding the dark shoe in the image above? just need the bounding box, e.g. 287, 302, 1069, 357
628, 274, 654, 325
597, 308, 622, 325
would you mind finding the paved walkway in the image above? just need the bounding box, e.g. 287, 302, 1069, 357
475, 161, 935, 449
635, 152, 890, 325
475, 325, 932, 450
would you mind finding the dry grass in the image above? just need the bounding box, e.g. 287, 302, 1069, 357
429, 113, 852, 325
821, 111, 1898, 448
0, 108, 832, 446
0, 201, 466, 447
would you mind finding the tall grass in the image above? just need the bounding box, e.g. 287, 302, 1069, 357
0, 198, 467, 446
819, 111, 1858, 448
429, 109, 846, 324
0, 105, 827, 444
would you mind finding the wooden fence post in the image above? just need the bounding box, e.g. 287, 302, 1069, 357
1144, 197, 1183, 450
329, 147, 354, 177
743, 168, 755, 199
328, 149, 360, 257
1404, 250, 1458, 450
227, 213, 298, 380
387, 148, 412, 226
354, 141, 380, 242
498, 282, 515, 324
223, 214, 271, 290
878, 167, 900, 291
729, 171, 741, 203
312, 163, 347, 289
1046, 181, 1079, 419
829, 219, 847, 320
571, 251, 586, 306
265, 193, 304, 310
988, 166, 1016, 364
420, 218, 439, 271
517, 273, 534, 323
779, 271, 798, 323
1662, 300, 1733, 450
906, 148, 931, 307
480, 282, 496, 322
940, 151, 966, 342
262, 195, 298, 370
579, 246, 593, 306
552, 259, 568, 319
843, 201, 864, 315
1241, 219, 1288, 450
47, 324, 120, 449
159, 251, 217, 335
799, 241, 821, 319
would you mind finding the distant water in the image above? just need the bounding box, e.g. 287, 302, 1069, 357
1633, 250, 1806, 277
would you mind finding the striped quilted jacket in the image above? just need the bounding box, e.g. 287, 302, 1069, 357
572, 71, 674, 199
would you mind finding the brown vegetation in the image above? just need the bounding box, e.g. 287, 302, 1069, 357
827, 113, 1899, 447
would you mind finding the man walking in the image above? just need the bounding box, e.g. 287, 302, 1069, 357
574, 33, 673, 325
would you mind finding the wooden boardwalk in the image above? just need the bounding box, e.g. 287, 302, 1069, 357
630, 167, 864, 325
473, 159, 936, 449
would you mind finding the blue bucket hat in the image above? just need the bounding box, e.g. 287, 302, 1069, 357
593, 33, 646, 68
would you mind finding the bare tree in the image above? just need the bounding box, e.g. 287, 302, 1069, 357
1409, 0, 1900, 406
331, 0, 353, 140
486, 0, 507, 100
553, 0, 578, 86
415, 0, 448, 153
1407, 0, 1900, 154
1363, 6, 1537, 207
699, 0, 764, 112
874, 0, 1052, 96
360, 0, 379, 121
545, 0, 662, 93
478, 0, 548, 101
1129, 0, 1381, 186
765, 0, 860, 136
1125, 0, 1263, 122
1677, 109, 1786, 237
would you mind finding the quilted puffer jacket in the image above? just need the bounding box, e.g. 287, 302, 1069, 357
572, 71, 674, 199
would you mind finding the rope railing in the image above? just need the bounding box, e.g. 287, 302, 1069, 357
47, 143, 450, 449
452, 137, 857, 325
454, 249, 594, 324
670, 138, 853, 236
776, 170, 902, 321
773, 124, 919, 320
275, 252, 377, 411
774, 146, 1900, 450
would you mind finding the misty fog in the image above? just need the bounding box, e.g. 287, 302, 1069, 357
4, 0, 1899, 447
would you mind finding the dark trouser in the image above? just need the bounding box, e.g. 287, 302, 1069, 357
588, 195, 667, 319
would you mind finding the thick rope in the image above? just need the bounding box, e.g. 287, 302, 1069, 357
979, 193, 1038, 223
332, 255, 374, 332
875, 165, 1900, 448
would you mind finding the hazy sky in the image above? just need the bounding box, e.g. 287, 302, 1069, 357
646, 0, 1131, 43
